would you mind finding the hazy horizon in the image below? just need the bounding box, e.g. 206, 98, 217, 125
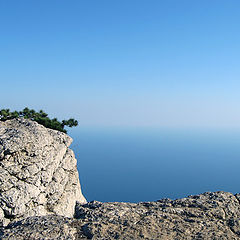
1, 1, 240, 129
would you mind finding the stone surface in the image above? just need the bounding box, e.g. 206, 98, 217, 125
1, 191, 240, 239
0, 118, 86, 226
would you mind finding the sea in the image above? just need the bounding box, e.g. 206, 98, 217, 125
69, 127, 240, 203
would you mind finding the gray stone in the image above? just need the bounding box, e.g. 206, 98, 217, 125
2, 191, 240, 239
73, 191, 240, 239
0, 118, 86, 225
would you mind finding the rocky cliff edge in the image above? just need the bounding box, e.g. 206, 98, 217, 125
1, 119, 240, 239
0, 118, 86, 226
1, 192, 240, 239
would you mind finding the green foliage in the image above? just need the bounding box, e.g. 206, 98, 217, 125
0, 107, 78, 133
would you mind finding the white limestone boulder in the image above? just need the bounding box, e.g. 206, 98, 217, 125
0, 118, 86, 226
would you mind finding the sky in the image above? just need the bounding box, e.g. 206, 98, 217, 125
1, 0, 240, 128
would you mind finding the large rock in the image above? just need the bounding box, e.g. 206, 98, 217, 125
1, 191, 240, 239
0, 118, 86, 226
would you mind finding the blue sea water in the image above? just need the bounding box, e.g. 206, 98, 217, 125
69, 127, 240, 203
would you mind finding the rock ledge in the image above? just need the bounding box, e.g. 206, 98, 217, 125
1, 191, 240, 239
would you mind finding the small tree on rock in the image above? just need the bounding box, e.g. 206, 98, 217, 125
0, 108, 78, 133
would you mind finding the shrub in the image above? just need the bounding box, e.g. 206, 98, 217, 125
0, 107, 78, 133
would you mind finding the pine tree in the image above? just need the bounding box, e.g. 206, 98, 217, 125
0, 108, 78, 133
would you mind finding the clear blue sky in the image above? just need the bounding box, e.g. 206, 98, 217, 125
1, 0, 240, 128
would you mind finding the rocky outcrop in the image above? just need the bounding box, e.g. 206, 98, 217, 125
74, 191, 240, 239
0, 118, 86, 226
1, 191, 240, 239
1, 118, 240, 239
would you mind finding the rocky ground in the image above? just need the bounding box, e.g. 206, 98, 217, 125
1, 191, 240, 239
